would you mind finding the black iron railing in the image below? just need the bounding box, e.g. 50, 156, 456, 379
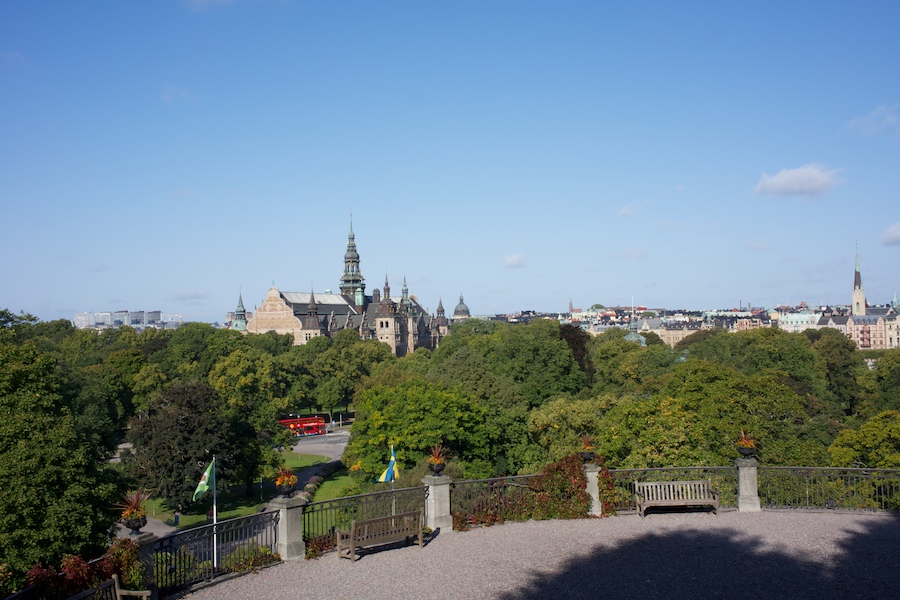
152, 510, 279, 594
450, 475, 540, 526
609, 467, 738, 512
758, 467, 900, 510
302, 486, 427, 555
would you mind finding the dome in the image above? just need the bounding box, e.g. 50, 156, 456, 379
453, 294, 470, 318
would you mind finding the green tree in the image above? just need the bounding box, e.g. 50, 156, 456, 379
872, 349, 900, 413
209, 348, 293, 487
0, 339, 121, 591
559, 323, 595, 387
594, 359, 827, 468
527, 395, 608, 469
829, 410, 900, 468
343, 376, 492, 481
310, 331, 394, 420
810, 327, 864, 415
126, 382, 240, 508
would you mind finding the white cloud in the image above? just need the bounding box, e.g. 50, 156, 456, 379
502, 253, 525, 268
161, 84, 195, 104
848, 104, 900, 137
882, 222, 900, 246
747, 241, 770, 252
617, 204, 636, 217
754, 164, 842, 197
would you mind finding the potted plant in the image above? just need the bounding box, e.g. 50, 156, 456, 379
275, 466, 298, 496
116, 489, 150, 534
426, 445, 448, 475
579, 434, 595, 462
736, 430, 757, 457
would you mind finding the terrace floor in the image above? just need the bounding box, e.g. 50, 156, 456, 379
177, 509, 900, 600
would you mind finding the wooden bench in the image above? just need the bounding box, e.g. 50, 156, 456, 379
335, 509, 424, 561
66, 574, 151, 600
634, 480, 719, 517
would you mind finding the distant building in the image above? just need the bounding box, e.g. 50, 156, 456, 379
453, 294, 471, 322
72, 309, 168, 331
841, 250, 897, 349
245, 223, 450, 356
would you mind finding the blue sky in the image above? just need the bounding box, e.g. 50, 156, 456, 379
2, 1, 899, 322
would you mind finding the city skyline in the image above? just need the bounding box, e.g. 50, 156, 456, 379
2, 1, 899, 323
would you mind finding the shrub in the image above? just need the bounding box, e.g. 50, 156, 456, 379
223, 543, 279, 573
452, 454, 593, 530
304, 534, 334, 560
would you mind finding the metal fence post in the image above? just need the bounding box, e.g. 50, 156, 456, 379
736, 457, 762, 512
269, 495, 308, 559
422, 474, 453, 532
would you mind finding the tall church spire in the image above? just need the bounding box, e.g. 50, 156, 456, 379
339, 216, 366, 298
852, 245, 866, 316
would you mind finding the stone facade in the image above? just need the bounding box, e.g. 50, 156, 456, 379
244, 226, 449, 356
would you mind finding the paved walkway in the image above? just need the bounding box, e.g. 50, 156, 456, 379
177, 510, 900, 599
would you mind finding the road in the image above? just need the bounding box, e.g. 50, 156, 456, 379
291, 428, 350, 461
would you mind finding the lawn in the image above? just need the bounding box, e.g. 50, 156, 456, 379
144, 451, 331, 529
311, 467, 356, 502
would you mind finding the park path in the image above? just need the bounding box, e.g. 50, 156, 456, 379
178, 510, 900, 600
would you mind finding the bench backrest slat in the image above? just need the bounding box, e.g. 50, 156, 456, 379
636, 480, 713, 501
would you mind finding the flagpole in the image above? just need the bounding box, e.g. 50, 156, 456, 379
212, 455, 218, 569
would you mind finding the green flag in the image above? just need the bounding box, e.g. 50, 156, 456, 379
193, 458, 215, 501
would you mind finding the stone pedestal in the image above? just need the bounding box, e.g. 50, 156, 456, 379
584, 464, 603, 517
269, 494, 309, 559
736, 457, 762, 512
422, 475, 453, 532
135, 533, 159, 600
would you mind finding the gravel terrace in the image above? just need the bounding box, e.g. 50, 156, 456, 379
178, 510, 900, 600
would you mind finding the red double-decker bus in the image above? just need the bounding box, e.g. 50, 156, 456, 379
278, 416, 327, 436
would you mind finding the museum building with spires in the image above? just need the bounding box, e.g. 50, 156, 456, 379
242, 223, 453, 356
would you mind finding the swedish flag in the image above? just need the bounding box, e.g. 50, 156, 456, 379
376, 444, 400, 483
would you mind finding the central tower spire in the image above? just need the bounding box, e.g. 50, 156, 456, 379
339, 215, 366, 299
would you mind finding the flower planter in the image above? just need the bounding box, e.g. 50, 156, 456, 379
737, 447, 756, 458
579, 451, 595, 463
123, 516, 147, 534
428, 462, 445, 475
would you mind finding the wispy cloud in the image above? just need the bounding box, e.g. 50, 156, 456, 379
617, 204, 636, 217
614, 248, 647, 260
87, 264, 109, 273
882, 222, 900, 246
502, 253, 525, 268
755, 164, 843, 197
161, 84, 195, 104
170, 291, 211, 303
1, 51, 27, 67
180, 0, 236, 11
848, 104, 900, 138
747, 241, 770, 252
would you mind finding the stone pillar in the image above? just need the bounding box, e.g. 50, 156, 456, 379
422, 475, 453, 532
584, 464, 603, 517
136, 533, 159, 600
269, 494, 309, 559
736, 457, 762, 512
